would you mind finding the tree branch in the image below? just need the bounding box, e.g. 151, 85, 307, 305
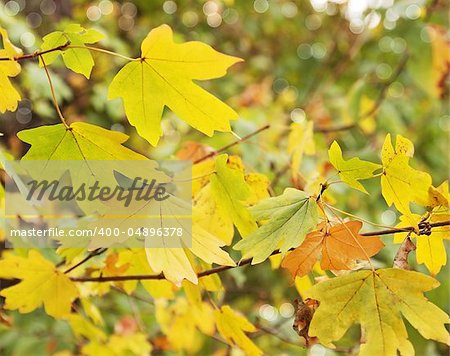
64, 248, 107, 274
362, 52, 409, 118
69, 220, 450, 283
0, 41, 71, 61
193, 124, 270, 164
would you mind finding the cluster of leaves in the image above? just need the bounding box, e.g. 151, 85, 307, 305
0, 1, 449, 355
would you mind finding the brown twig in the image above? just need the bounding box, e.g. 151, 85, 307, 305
0, 41, 71, 61
314, 123, 356, 133
69, 220, 450, 283
64, 248, 107, 274
193, 124, 270, 164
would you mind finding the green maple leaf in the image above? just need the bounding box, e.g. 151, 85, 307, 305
233, 188, 319, 264
40, 24, 104, 78
108, 24, 242, 146
17, 122, 159, 213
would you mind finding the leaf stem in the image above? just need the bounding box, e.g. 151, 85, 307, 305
325, 204, 396, 230
39, 55, 69, 128
69, 45, 139, 61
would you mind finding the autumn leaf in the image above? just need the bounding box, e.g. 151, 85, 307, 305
40, 24, 104, 78
234, 188, 319, 264
305, 269, 450, 355
427, 180, 449, 208
144, 222, 236, 286
288, 120, 315, 173
116, 249, 175, 299
68, 314, 106, 342
17, 122, 146, 161
194, 154, 257, 245
0, 27, 22, 113
381, 134, 432, 215
394, 213, 450, 275
108, 24, 242, 146
427, 25, 450, 98
156, 297, 215, 352
0, 251, 79, 319
282, 221, 383, 277
328, 141, 381, 193
214, 305, 262, 356
82, 333, 152, 356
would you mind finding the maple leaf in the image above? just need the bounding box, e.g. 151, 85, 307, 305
144, 222, 236, 286
40, 24, 104, 78
0, 251, 79, 319
328, 141, 381, 193
0, 27, 22, 113
108, 24, 242, 146
194, 154, 257, 245
381, 134, 432, 215
82, 333, 152, 356
214, 305, 262, 356
281, 221, 384, 277
288, 120, 315, 173
394, 213, 450, 275
116, 249, 175, 299
305, 269, 450, 355
156, 296, 215, 352
427, 25, 450, 98
68, 314, 106, 342
18, 122, 147, 161
233, 188, 319, 264
427, 180, 449, 208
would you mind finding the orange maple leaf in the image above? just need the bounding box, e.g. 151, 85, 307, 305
281, 221, 384, 277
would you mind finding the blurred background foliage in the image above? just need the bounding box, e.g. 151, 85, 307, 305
0, 0, 449, 355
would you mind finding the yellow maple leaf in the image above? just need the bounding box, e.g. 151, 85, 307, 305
108, 24, 242, 146
194, 154, 257, 245
427, 25, 450, 98
0, 27, 22, 113
0, 250, 79, 318
82, 333, 152, 356
116, 249, 175, 299
288, 120, 315, 173
214, 305, 262, 356
305, 269, 450, 355
156, 297, 214, 353
381, 134, 432, 215
394, 213, 450, 275
329, 141, 381, 194
427, 180, 449, 208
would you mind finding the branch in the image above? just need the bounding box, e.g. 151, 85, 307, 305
0, 41, 71, 61
314, 123, 356, 133
362, 52, 409, 118
69, 220, 450, 283
64, 248, 107, 274
193, 124, 270, 164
